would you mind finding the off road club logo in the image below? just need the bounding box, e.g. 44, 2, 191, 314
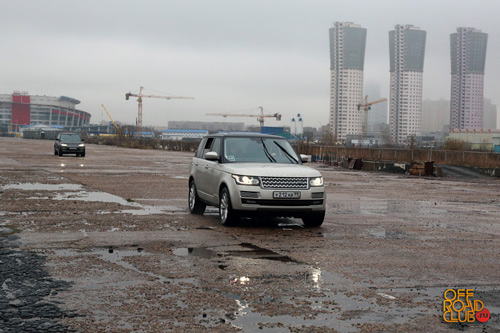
443, 289, 490, 323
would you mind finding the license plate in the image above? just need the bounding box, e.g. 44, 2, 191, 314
273, 191, 301, 199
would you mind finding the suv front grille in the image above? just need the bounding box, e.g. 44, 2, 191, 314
260, 177, 308, 189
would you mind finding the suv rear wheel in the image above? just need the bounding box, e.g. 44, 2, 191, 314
302, 211, 325, 227
188, 180, 206, 214
219, 187, 238, 226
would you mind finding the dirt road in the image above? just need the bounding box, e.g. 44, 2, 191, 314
1, 137, 499, 332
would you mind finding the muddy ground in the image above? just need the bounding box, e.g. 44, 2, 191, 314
0, 137, 499, 332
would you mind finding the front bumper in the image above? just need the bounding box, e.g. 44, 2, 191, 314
60, 147, 85, 154
229, 183, 326, 216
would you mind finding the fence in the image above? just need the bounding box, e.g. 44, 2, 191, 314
295, 145, 500, 169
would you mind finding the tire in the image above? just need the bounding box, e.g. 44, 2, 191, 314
302, 211, 325, 227
188, 180, 206, 214
54, 150, 57, 156
219, 187, 238, 226
58, 148, 63, 157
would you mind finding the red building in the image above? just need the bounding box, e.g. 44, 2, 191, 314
0, 91, 91, 132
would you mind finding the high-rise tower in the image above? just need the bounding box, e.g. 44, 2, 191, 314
450, 27, 488, 130
389, 25, 426, 145
329, 22, 367, 141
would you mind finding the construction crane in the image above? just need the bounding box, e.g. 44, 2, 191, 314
357, 96, 387, 136
125, 86, 194, 137
101, 104, 121, 136
206, 107, 282, 127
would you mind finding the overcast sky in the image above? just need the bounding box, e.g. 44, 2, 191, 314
1, 0, 499, 129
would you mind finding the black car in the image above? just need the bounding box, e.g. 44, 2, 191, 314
54, 132, 85, 157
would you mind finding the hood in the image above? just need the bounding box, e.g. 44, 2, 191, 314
220, 163, 322, 178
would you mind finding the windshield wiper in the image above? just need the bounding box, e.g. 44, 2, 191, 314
273, 141, 298, 164
261, 139, 276, 163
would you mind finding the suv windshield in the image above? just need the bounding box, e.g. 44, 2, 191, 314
223, 137, 299, 164
60, 134, 82, 143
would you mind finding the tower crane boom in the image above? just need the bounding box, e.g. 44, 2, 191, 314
101, 104, 121, 136
357, 95, 387, 136
125, 86, 194, 136
206, 107, 281, 127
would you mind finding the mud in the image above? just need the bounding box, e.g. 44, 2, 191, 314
1, 137, 499, 332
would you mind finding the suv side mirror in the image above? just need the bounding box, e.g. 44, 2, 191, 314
300, 154, 310, 163
204, 151, 219, 161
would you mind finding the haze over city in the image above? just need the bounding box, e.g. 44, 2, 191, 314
2, 0, 499, 128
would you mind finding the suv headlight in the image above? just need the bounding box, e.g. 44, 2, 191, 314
232, 175, 260, 186
61, 143, 68, 147
79, 143, 85, 147
309, 177, 323, 187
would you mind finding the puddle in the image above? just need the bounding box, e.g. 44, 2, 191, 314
5, 182, 178, 216
224, 270, 442, 332
173, 243, 298, 263
53, 191, 131, 205
1, 183, 83, 191
177, 243, 443, 332
230, 243, 298, 263
222, 286, 417, 332
152, 205, 185, 211
330, 201, 387, 216
330, 200, 448, 217
173, 247, 218, 259
0, 226, 19, 236
53, 247, 196, 286
367, 227, 411, 240
172, 176, 189, 180
53, 191, 166, 215
119, 207, 165, 215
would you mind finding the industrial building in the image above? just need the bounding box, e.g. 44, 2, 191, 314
161, 129, 208, 141
328, 22, 367, 142
449, 128, 500, 151
0, 91, 91, 132
167, 121, 245, 133
450, 27, 488, 131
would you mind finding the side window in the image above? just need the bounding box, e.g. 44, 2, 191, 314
202, 138, 214, 158
195, 138, 207, 158
211, 138, 221, 157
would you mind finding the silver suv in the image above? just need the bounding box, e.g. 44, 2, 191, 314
188, 133, 326, 227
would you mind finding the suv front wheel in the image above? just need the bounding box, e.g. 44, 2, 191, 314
219, 187, 238, 226
188, 181, 206, 214
302, 211, 325, 227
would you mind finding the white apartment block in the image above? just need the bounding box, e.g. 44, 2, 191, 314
450, 27, 488, 130
389, 71, 423, 142
328, 22, 367, 142
389, 25, 426, 145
